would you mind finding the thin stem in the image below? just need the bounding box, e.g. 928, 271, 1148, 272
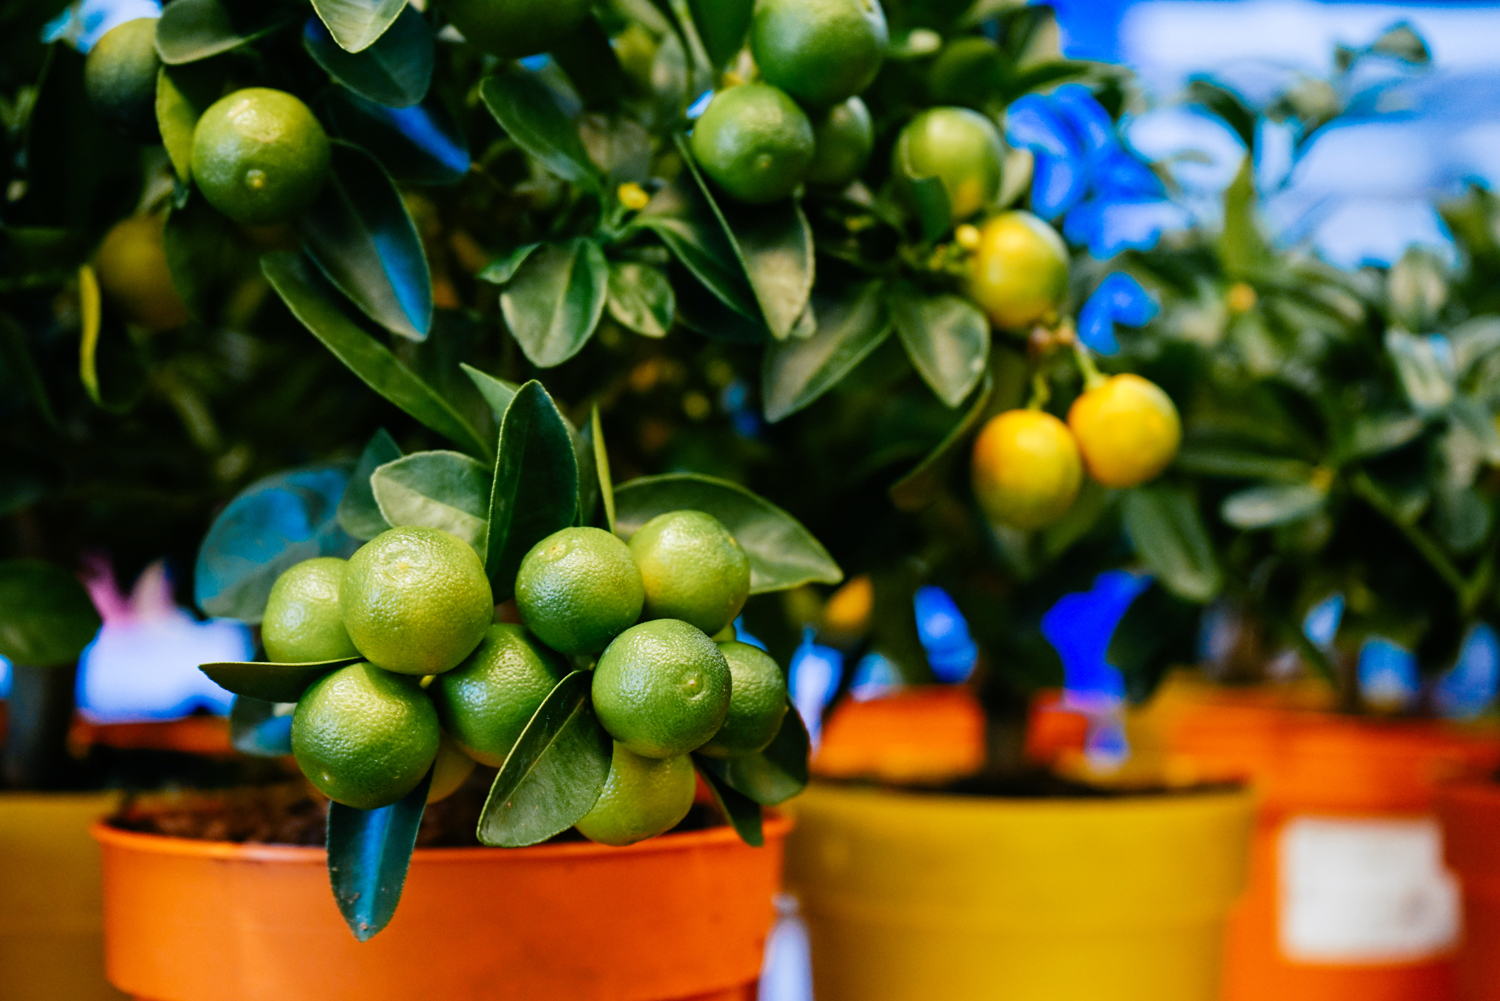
1071, 341, 1107, 390
1348, 470, 1469, 600
1026, 370, 1050, 411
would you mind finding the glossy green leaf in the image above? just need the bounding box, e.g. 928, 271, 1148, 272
460, 364, 520, 419
590, 405, 616, 533
888, 282, 990, 407
478, 70, 601, 191
477, 671, 612, 847
904, 173, 951, 245
327, 770, 431, 942
634, 179, 760, 321
310, 0, 408, 53
695, 702, 808, 806
324, 87, 471, 186
1173, 446, 1313, 482
889, 373, 993, 512
1221, 482, 1328, 529
685, 0, 753, 68
1436, 486, 1492, 555
164, 189, 251, 323
0, 560, 101, 667
1218, 156, 1268, 280
606, 261, 675, 338
485, 381, 580, 597
1450, 316, 1500, 376
154, 0, 297, 64
696, 760, 763, 847
338, 429, 403, 539
1450, 397, 1500, 464
477, 243, 540, 285
500, 239, 609, 368
199, 658, 357, 703
77, 264, 148, 413
155, 61, 224, 182
229, 696, 295, 757
1346, 412, 1427, 460
261, 251, 490, 461
614, 473, 842, 592
371, 450, 491, 554
298, 142, 433, 342
1122, 485, 1223, 603
1388, 247, 1448, 332
303, 8, 432, 107
761, 282, 891, 422
1387, 328, 1455, 412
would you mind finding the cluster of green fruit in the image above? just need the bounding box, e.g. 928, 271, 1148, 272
261, 511, 789, 847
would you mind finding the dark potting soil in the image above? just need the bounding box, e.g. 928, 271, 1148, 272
108, 766, 729, 847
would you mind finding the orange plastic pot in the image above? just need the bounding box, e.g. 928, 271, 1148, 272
95, 815, 789, 1001
1165, 701, 1500, 1001
1437, 781, 1500, 1001
812, 687, 984, 783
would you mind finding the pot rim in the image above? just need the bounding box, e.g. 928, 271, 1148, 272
802, 778, 1252, 810
91, 812, 790, 863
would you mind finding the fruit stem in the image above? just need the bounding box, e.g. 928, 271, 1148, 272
1071, 342, 1108, 391
1025, 370, 1050, 411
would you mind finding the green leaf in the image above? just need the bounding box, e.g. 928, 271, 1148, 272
614, 473, 842, 592
696, 760, 763, 847
0, 312, 58, 430
155, 61, 224, 182
761, 282, 891, 423
310, 0, 408, 53
324, 87, 471, 186
677, 134, 814, 339
888, 282, 989, 407
459, 363, 520, 418
590, 405, 616, 533
1450, 397, 1500, 464
500, 239, 608, 368
478, 70, 601, 191
298, 142, 433, 342
1346, 412, 1427, 459
77, 265, 148, 414
634, 178, 759, 321
338, 429, 403, 539
154, 0, 297, 64
0, 561, 101, 667
1436, 486, 1491, 555
1122, 486, 1223, 603
199, 658, 357, 703
694, 702, 808, 806
303, 7, 432, 107
327, 770, 431, 943
477, 243, 541, 285
477, 671, 612, 847
685, 0, 753, 68
485, 381, 580, 597
606, 261, 675, 338
1220, 482, 1328, 529
1387, 329, 1455, 412
1173, 446, 1313, 482
1449, 316, 1500, 376
228, 696, 295, 757
371, 451, 491, 554
889, 373, 993, 512
904, 173, 952, 244
1388, 247, 1448, 332
261, 251, 491, 461
164, 189, 251, 323
1218, 156, 1267, 280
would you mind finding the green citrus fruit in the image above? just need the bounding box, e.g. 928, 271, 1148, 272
805, 96, 874, 188
928, 36, 1002, 106
341, 527, 494, 676
427, 731, 477, 804
697, 641, 788, 758
430, 623, 569, 766
191, 88, 331, 226
690, 83, 815, 205
893, 106, 1004, 224
967, 210, 1069, 330
94, 214, 191, 332
574, 743, 696, 846
261, 557, 359, 663
1068, 374, 1182, 488
750, 0, 889, 109
628, 510, 750, 636
514, 527, 644, 656
290, 662, 440, 810
435, 0, 591, 58
84, 18, 161, 141
592, 619, 731, 758
970, 409, 1082, 529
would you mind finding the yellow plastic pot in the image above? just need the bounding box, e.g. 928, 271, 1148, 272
0, 791, 127, 1001
785, 782, 1254, 1001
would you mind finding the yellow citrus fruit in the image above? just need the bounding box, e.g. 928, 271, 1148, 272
893, 106, 1004, 224
971, 410, 1083, 529
628, 510, 750, 636
84, 18, 161, 141
592, 619, 731, 758
290, 662, 440, 809
427, 731, 477, 804
822, 574, 873, 636
1067, 374, 1182, 488
750, 0, 889, 109
574, 743, 696, 846
261, 557, 359, 663
191, 88, 331, 226
690, 83, 815, 205
967, 210, 1069, 330
697, 641, 788, 758
805, 96, 874, 188
93, 214, 191, 332
430, 623, 569, 766
341, 527, 494, 676
514, 527, 644, 656
435, 0, 591, 58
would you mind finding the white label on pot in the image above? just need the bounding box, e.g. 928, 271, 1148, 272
1279, 815, 1461, 964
